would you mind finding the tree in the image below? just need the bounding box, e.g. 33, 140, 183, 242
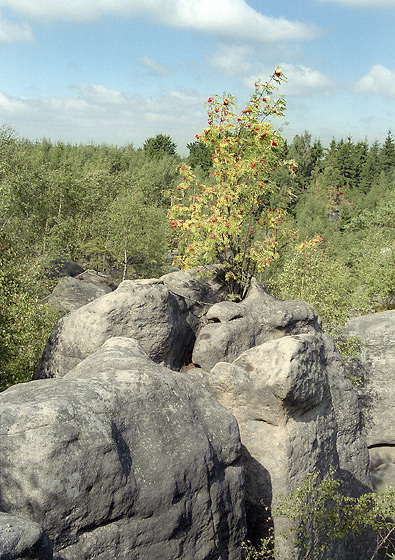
288, 131, 316, 190
360, 140, 381, 196
186, 139, 212, 173
103, 187, 168, 280
143, 133, 177, 158
169, 69, 296, 299
380, 130, 395, 173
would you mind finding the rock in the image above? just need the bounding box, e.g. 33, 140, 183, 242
35, 269, 227, 378
345, 310, 395, 493
46, 274, 115, 313
192, 279, 322, 371
0, 513, 53, 560
160, 266, 228, 360
45, 259, 84, 279
192, 332, 371, 559
369, 463, 395, 494
0, 338, 245, 560
75, 270, 118, 290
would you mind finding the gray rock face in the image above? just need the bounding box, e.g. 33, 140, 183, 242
14, 270, 374, 559
46, 273, 115, 313
0, 513, 53, 560
192, 279, 322, 371
1, 338, 245, 560
35, 270, 227, 379
195, 332, 371, 559
345, 310, 395, 493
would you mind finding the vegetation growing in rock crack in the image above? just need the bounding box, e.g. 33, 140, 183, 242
243, 470, 395, 559
169, 68, 299, 300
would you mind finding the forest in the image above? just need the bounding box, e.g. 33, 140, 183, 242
0, 121, 394, 391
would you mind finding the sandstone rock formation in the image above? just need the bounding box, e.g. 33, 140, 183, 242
35, 269, 227, 379
2, 269, 378, 559
192, 279, 322, 370
191, 330, 371, 559
0, 513, 53, 560
46, 271, 116, 313
1, 337, 244, 560
346, 310, 395, 494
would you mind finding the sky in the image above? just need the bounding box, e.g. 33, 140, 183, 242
0, 0, 394, 155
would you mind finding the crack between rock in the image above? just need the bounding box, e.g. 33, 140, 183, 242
0, 422, 57, 435
166, 288, 215, 307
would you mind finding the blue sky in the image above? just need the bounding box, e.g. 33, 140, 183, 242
0, 0, 394, 154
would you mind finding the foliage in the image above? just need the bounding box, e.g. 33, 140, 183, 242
263, 131, 395, 361
143, 133, 177, 158
186, 139, 213, 173
0, 234, 59, 391
265, 240, 352, 334
244, 471, 395, 560
101, 188, 169, 280
0, 133, 171, 281
276, 470, 395, 560
169, 69, 297, 299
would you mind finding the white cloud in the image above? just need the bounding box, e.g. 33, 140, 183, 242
0, 17, 33, 43
242, 64, 335, 97
209, 45, 253, 77
354, 65, 395, 97
0, 0, 320, 42
0, 92, 30, 111
315, 0, 395, 7
73, 84, 129, 105
0, 85, 206, 152
278, 64, 336, 96
138, 55, 170, 76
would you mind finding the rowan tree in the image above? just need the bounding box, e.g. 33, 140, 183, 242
169, 68, 297, 299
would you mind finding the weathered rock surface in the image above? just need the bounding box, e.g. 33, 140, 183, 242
1, 337, 245, 560
192, 331, 371, 559
345, 310, 395, 493
7, 269, 376, 559
35, 269, 227, 379
46, 272, 116, 313
0, 513, 53, 560
192, 279, 322, 371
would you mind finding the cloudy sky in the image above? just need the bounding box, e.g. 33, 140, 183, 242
0, 0, 394, 154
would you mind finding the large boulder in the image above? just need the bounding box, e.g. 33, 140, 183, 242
192, 332, 371, 559
192, 279, 322, 371
46, 272, 116, 313
34, 270, 227, 379
0, 513, 53, 560
345, 310, 395, 493
0, 337, 245, 560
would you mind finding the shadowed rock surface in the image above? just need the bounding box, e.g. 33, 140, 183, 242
192, 332, 372, 559
346, 310, 395, 494
46, 273, 116, 313
0, 513, 53, 560
1, 338, 245, 560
